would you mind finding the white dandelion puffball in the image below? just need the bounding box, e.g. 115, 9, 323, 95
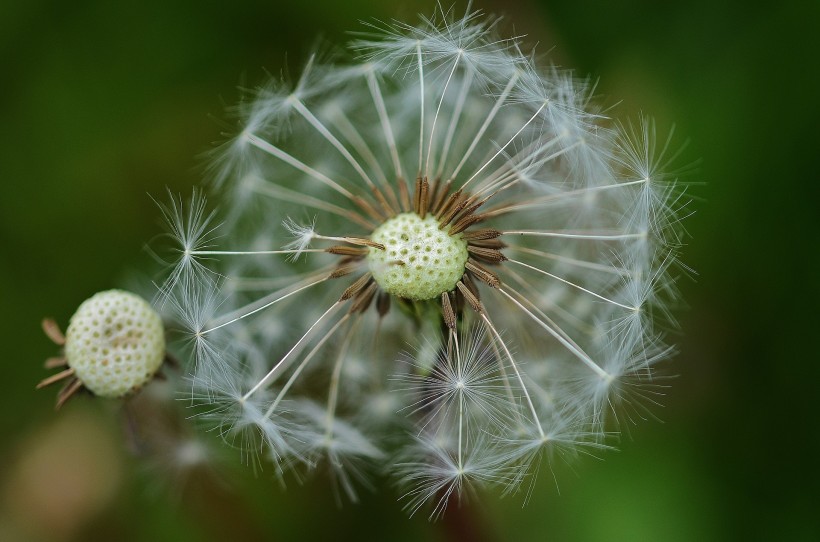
65, 290, 165, 398
159, 8, 690, 515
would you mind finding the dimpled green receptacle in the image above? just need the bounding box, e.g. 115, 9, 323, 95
64, 290, 165, 398
367, 213, 468, 301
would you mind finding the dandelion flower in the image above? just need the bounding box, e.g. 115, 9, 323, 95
159, 7, 689, 513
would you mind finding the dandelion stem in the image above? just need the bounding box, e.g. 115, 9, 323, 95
189, 249, 326, 256
469, 136, 550, 196
244, 301, 344, 401
417, 41, 425, 175
501, 265, 593, 337
452, 328, 465, 471
497, 286, 610, 380
291, 98, 377, 190
243, 132, 356, 201
480, 312, 545, 439
202, 271, 329, 335
425, 52, 462, 177
508, 258, 636, 310
249, 174, 375, 229
449, 72, 518, 181
462, 101, 548, 191
473, 137, 584, 198
223, 265, 337, 293
484, 178, 649, 218
324, 316, 360, 440
502, 230, 646, 241
510, 245, 629, 276
312, 233, 384, 250
484, 333, 518, 419
436, 67, 473, 180
366, 69, 403, 181
327, 105, 400, 211
265, 313, 351, 418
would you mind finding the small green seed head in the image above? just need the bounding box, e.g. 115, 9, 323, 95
64, 290, 165, 398
368, 213, 468, 300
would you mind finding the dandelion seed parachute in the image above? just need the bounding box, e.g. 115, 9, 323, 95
159, 7, 689, 514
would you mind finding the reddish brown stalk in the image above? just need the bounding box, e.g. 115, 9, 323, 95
441, 292, 456, 330
465, 260, 501, 288
419, 177, 430, 219
55, 378, 83, 410
36, 367, 75, 389
431, 179, 453, 214
41, 318, 65, 345
397, 177, 412, 212
340, 273, 373, 301
438, 190, 467, 227
352, 195, 386, 223
456, 281, 483, 313
325, 245, 369, 257
467, 246, 507, 263
371, 185, 397, 218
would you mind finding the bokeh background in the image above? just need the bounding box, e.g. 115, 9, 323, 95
1, 0, 818, 540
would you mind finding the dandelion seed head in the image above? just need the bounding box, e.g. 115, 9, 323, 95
63, 290, 165, 398
150, 6, 693, 513
368, 213, 468, 300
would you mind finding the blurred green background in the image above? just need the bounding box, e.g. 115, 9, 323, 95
1, 0, 818, 540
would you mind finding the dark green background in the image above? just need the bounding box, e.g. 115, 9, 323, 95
2, 1, 818, 540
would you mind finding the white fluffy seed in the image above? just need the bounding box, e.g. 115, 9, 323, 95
64, 290, 165, 398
